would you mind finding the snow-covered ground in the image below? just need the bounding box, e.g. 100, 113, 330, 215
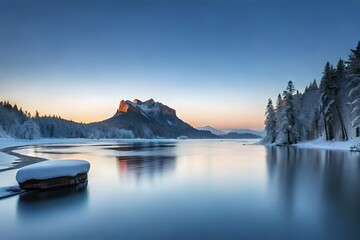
0, 138, 97, 150
0, 138, 96, 171
295, 138, 353, 151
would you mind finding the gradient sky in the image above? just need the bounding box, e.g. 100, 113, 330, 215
1, 0, 360, 129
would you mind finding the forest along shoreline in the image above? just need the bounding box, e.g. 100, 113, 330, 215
263, 41, 360, 149
0, 145, 48, 172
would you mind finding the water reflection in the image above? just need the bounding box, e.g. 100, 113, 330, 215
17, 183, 89, 220
3, 141, 360, 239
116, 155, 176, 180
113, 142, 178, 181
266, 146, 360, 238
108, 141, 177, 152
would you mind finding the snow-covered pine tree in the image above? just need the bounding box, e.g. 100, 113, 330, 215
264, 98, 276, 143
334, 59, 348, 140
274, 93, 284, 143
276, 94, 282, 110
347, 41, 360, 137
298, 80, 321, 140
320, 62, 337, 140
278, 81, 298, 144
20, 119, 41, 140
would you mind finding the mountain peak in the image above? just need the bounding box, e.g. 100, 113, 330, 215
116, 98, 176, 117
133, 99, 142, 104
107, 98, 216, 138
144, 98, 155, 104
118, 100, 130, 113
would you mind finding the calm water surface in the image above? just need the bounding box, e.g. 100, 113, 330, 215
1, 140, 360, 239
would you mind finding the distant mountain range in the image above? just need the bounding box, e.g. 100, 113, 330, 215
0, 99, 263, 140
196, 125, 265, 139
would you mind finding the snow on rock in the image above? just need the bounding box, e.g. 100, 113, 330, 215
116, 98, 176, 117
16, 160, 90, 184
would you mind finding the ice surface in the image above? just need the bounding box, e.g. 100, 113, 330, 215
0, 186, 25, 199
16, 160, 90, 183
0, 152, 18, 170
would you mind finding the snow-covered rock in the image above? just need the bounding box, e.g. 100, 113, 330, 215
16, 160, 90, 190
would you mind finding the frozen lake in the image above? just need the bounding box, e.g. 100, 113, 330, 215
1, 139, 360, 239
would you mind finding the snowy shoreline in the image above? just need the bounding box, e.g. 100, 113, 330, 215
0, 138, 102, 172
294, 139, 353, 151
261, 138, 355, 151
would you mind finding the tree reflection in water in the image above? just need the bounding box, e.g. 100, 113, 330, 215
266, 146, 360, 238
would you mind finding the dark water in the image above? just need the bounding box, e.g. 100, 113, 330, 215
1, 140, 360, 240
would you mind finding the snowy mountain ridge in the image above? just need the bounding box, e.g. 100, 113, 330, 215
116, 98, 176, 122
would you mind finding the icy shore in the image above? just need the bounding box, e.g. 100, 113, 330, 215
295, 138, 354, 151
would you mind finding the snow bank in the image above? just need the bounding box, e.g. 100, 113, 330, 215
16, 160, 90, 184
295, 138, 352, 151
0, 138, 97, 150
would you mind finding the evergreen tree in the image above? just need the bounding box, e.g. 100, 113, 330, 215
264, 98, 277, 143
347, 41, 360, 137
347, 41, 360, 74
334, 59, 348, 140
20, 119, 41, 140
320, 62, 337, 140
276, 94, 282, 110
310, 79, 318, 90
279, 81, 298, 144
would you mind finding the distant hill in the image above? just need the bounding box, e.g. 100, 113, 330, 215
196, 125, 265, 138
196, 125, 225, 135
223, 128, 266, 137
221, 132, 262, 139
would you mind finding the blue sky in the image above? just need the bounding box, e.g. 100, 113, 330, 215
1, 0, 360, 129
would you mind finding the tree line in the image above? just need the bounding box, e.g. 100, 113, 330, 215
264, 41, 360, 144
0, 101, 133, 140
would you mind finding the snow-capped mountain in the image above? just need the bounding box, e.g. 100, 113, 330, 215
102, 99, 217, 139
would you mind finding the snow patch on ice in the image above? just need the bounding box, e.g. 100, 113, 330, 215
16, 159, 90, 183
